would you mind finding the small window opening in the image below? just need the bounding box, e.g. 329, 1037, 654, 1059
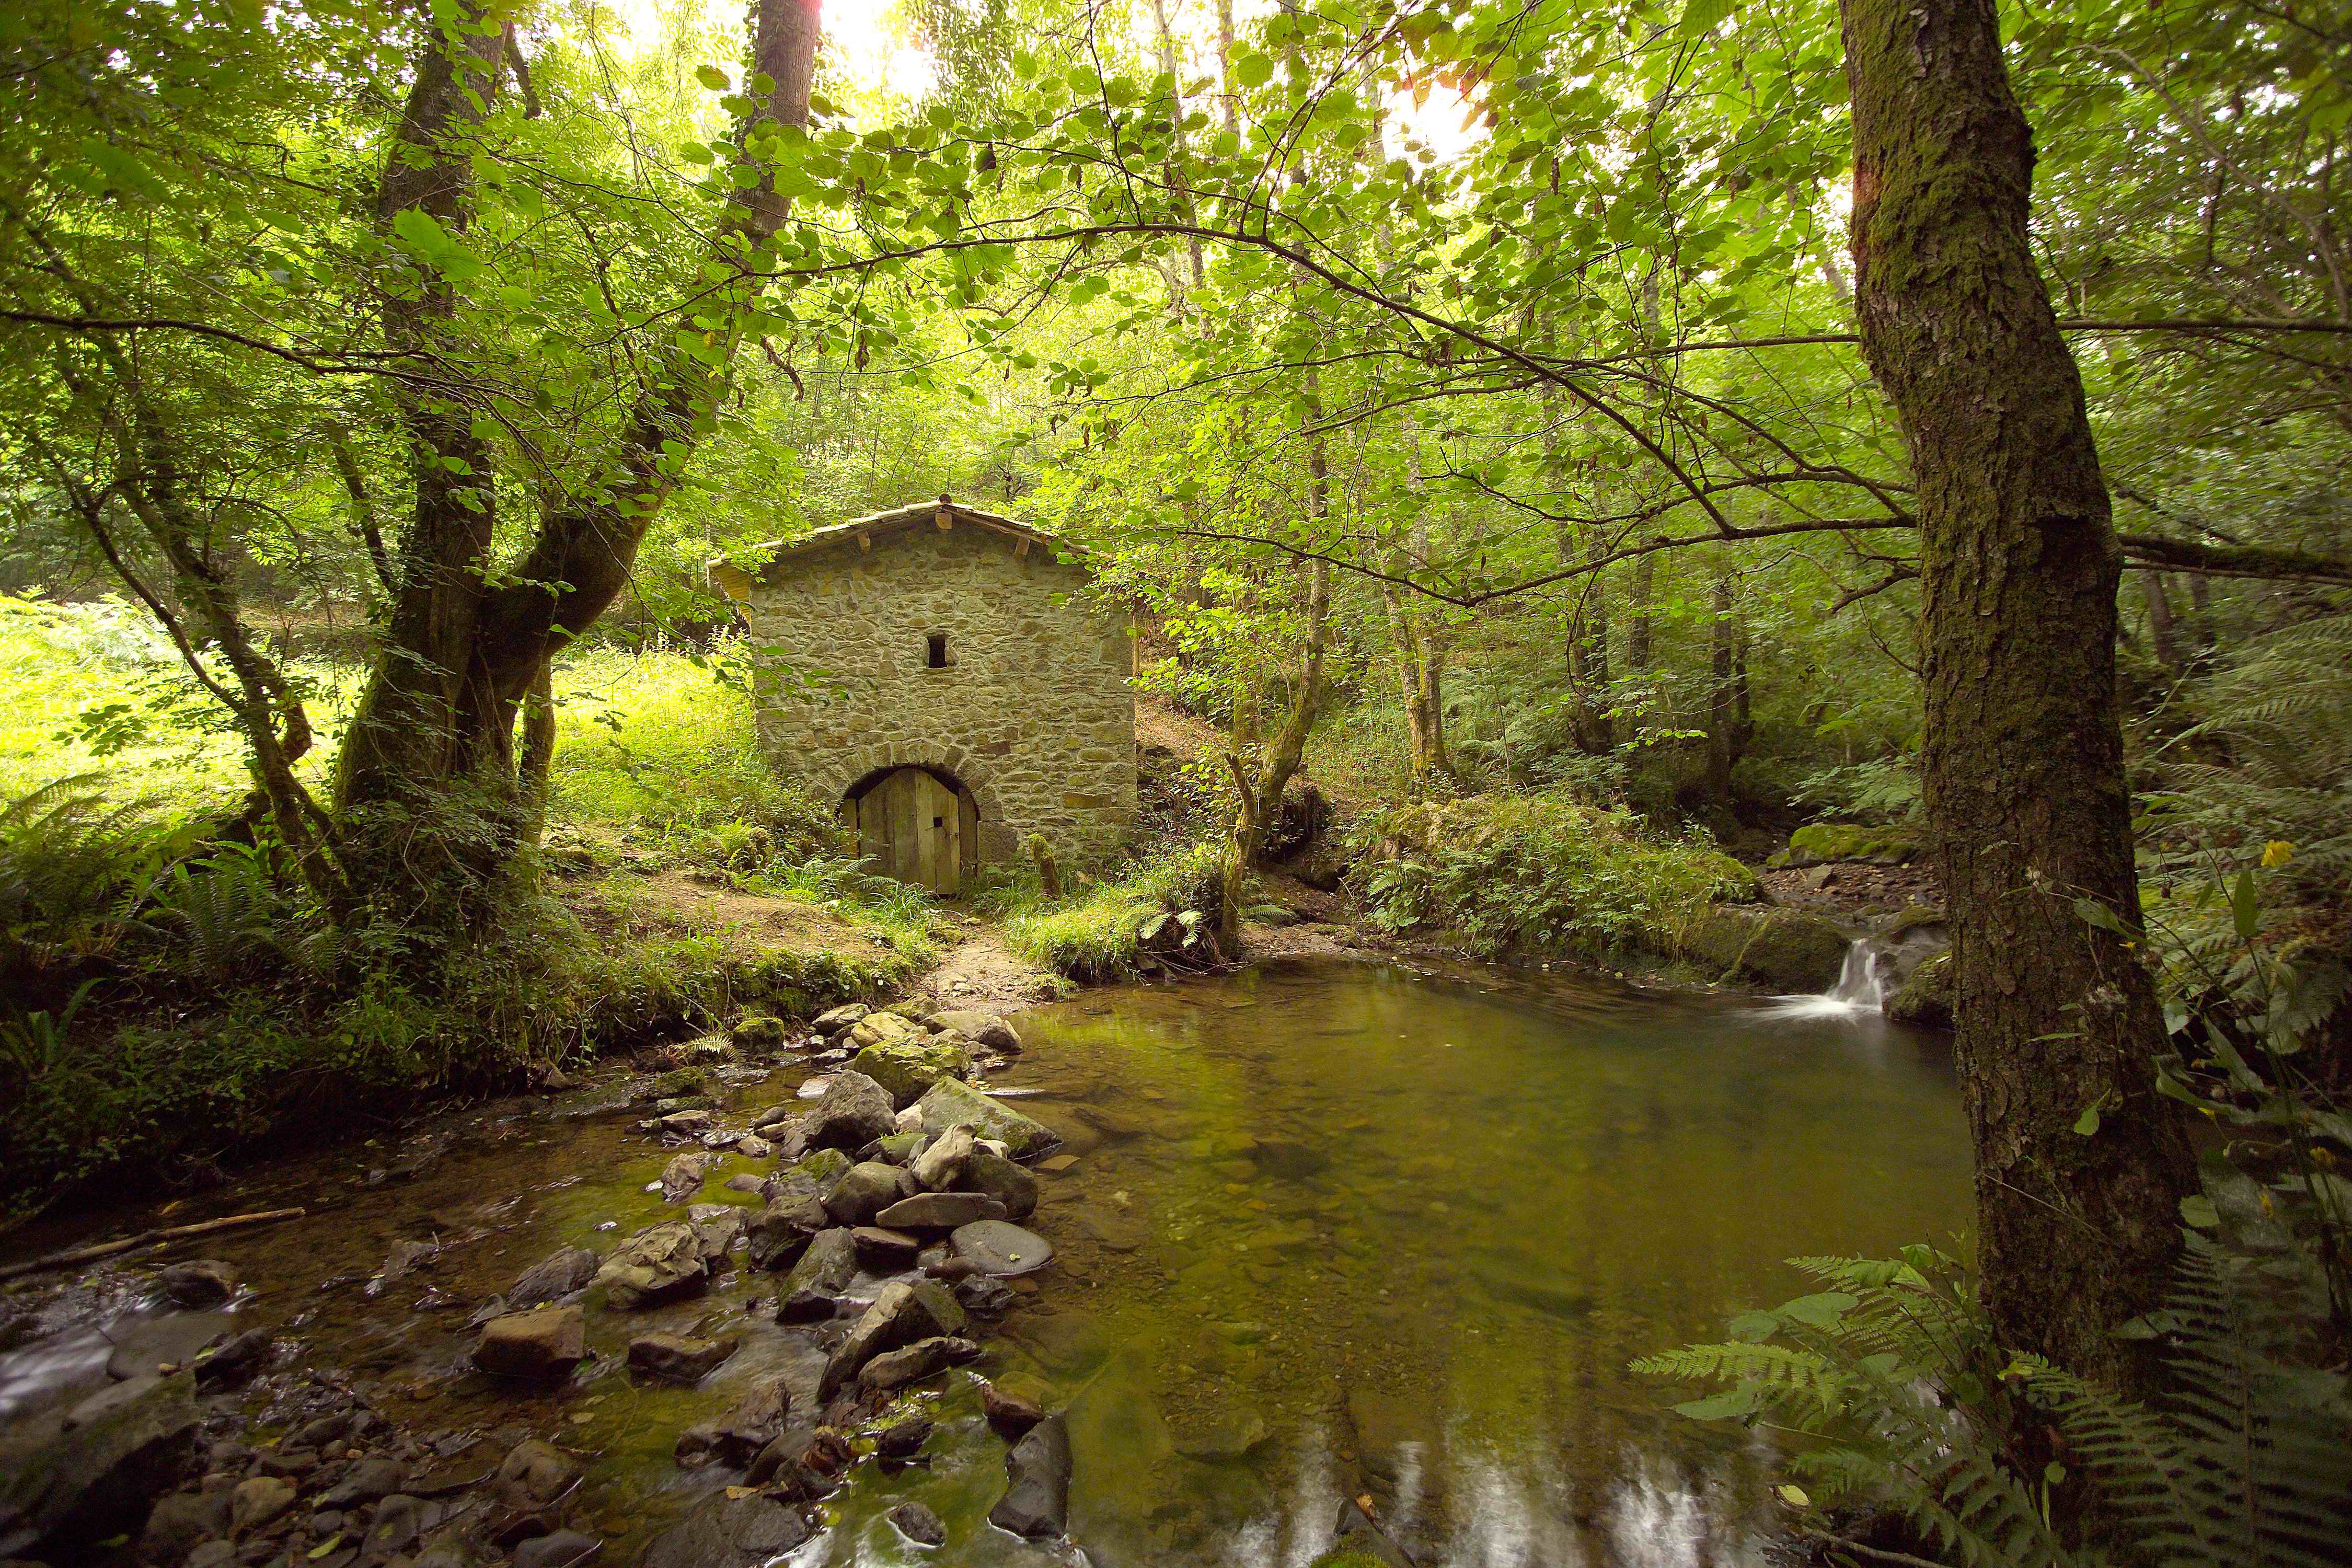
925, 633, 949, 668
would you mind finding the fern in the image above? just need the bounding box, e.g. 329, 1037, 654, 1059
1637, 1238, 2352, 1568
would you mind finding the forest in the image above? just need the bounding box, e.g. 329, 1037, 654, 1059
1, 0, 2348, 1565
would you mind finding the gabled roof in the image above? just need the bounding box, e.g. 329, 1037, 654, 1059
713, 497, 1074, 592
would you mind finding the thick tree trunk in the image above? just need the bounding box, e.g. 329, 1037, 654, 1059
332, 0, 822, 905
1841, 0, 2194, 1387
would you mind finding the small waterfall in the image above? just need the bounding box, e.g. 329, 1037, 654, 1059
1825, 938, 1887, 1010
1765, 936, 1887, 1018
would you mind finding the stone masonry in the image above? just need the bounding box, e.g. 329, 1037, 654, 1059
718, 500, 1136, 870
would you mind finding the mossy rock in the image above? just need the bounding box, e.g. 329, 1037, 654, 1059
914, 1079, 1062, 1160
1886, 950, 1955, 1027
1679, 907, 1850, 992
731, 1014, 788, 1050
1882, 904, 1946, 939
849, 1034, 971, 1110
639, 1068, 714, 1103
1768, 821, 1924, 869
1308, 1553, 1393, 1568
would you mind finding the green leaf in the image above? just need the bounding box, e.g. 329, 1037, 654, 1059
2072, 1103, 2101, 1136
1233, 52, 1273, 89
1673, 1387, 1759, 1421
2178, 1194, 2220, 1228
1778, 1292, 1857, 1329
695, 65, 730, 91
2230, 869, 2259, 941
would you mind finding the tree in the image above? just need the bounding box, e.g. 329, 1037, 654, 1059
331, 0, 824, 910
1839, 0, 2196, 1385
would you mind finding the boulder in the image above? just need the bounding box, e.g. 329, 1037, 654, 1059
949, 1220, 1054, 1277
229, 1474, 295, 1535
887, 1501, 945, 1547
735, 1134, 773, 1159
637, 1492, 810, 1568
847, 1031, 970, 1110
809, 1002, 870, 1036
1886, 949, 1955, 1028
858, 1336, 976, 1396
822, 1161, 915, 1227
1770, 820, 1924, 868
594, 1221, 712, 1309
493, 1441, 579, 1511
688, 1205, 743, 1263
745, 1428, 850, 1499
672, 1377, 790, 1468
802, 1071, 897, 1152
767, 1147, 851, 1198
190, 1328, 273, 1392
958, 1144, 1040, 1220
514, 1529, 603, 1568
929, 1009, 1022, 1054
157, 1260, 237, 1309
875, 1415, 934, 1460
0, 1371, 198, 1556
1678, 906, 1850, 992
849, 1227, 923, 1267
745, 1192, 827, 1270
626, 1332, 739, 1384
909, 1124, 975, 1190
473, 1306, 585, 1379
980, 1381, 1044, 1440
777, 1227, 859, 1305
319, 1457, 406, 1508
362, 1491, 424, 1558
137, 1485, 230, 1563
987, 1415, 1071, 1539
508, 1247, 601, 1308
911, 1079, 1062, 1160
875, 1192, 1007, 1232
817, 1281, 966, 1400
730, 1014, 787, 1051
659, 1151, 713, 1204
866, 1130, 929, 1166
846, 1010, 921, 1051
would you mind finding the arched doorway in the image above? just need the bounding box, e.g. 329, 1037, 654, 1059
840, 765, 981, 894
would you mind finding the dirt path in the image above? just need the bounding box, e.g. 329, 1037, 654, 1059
915, 920, 1062, 1012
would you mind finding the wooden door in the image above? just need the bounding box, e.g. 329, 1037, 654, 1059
854, 768, 962, 894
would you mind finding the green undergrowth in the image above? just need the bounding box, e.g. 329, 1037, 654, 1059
0, 875, 922, 1220
994, 842, 1228, 982
1351, 791, 1760, 964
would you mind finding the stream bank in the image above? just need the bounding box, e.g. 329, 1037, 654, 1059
2, 955, 1969, 1568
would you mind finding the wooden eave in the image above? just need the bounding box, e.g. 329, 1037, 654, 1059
709, 500, 1075, 602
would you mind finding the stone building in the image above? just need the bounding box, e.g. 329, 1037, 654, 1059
714, 497, 1136, 894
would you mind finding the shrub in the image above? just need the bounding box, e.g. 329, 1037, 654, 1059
1002, 843, 1229, 981
1351, 791, 1757, 961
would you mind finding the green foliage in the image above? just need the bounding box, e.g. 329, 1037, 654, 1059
1636, 1238, 2352, 1568
1001, 842, 1228, 982
1352, 792, 1757, 961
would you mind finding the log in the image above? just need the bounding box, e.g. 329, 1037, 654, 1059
0, 1207, 306, 1282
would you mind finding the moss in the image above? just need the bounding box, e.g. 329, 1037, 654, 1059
1887, 950, 1955, 1027
1679, 906, 1852, 992
1769, 821, 1924, 868
1308, 1553, 1392, 1568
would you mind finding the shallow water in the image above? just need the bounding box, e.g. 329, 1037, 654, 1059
0, 956, 1968, 1567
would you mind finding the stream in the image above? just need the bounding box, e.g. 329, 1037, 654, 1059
0, 955, 1969, 1568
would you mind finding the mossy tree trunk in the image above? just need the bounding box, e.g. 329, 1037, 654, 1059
331, 0, 822, 913
1841, 0, 2195, 1387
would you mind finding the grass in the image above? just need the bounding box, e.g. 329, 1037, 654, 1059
995, 842, 1228, 981
0, 594, 949, 1218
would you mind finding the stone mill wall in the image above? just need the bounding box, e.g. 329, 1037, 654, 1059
737, 523, 1137, 868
